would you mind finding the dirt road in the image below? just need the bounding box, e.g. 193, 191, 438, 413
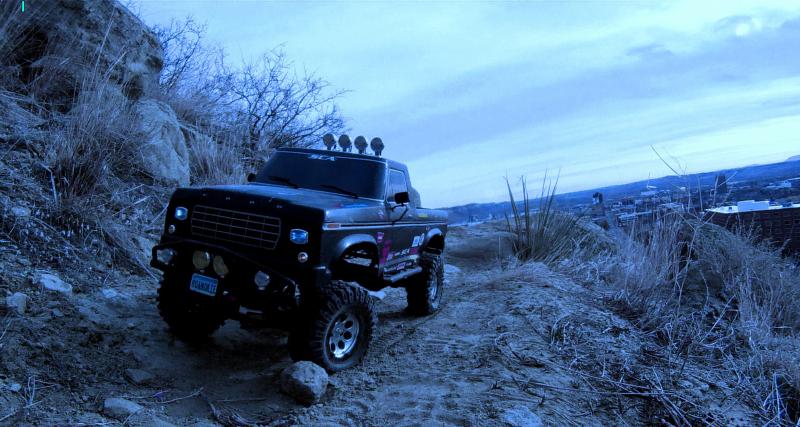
1, 225, 750, 426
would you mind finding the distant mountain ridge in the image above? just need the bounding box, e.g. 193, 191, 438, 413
443, 157, 800, 224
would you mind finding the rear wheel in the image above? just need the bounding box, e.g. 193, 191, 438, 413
157, 271, 225, 342
289, 281, 377, 372
405, 252, 444, 315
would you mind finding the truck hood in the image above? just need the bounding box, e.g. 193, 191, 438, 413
172, 183, 383, 214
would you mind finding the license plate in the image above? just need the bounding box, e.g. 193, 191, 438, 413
189, 274, 218, 297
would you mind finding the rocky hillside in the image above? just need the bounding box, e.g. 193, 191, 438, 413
1, 1, 799, 426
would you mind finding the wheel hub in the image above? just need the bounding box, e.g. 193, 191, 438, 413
328, 312, 360, 359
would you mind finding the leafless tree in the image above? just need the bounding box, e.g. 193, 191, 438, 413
152, 17, 345, 158
230, 50, 346, 153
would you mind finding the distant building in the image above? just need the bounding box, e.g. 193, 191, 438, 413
765, 181, 792, 190
706, 201, 800, 256
715, 174, 728, 195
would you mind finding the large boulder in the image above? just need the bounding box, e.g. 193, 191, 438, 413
5, 0, 163, 103
133, 99, 190, 185
280, 361, 329, 405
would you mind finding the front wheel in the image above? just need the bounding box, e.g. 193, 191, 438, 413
405, 253, 444, 315
289, 281, 377, 372
157, 271, 225, 342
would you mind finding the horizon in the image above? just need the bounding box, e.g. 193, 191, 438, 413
133, 0, 800, 207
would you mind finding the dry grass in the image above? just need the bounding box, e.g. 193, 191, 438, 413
597, 215, 800, 425
504, 174, 603, 265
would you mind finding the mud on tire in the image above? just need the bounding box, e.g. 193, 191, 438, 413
157, 271, 225, 342
405, 253, 444, 316
289, 281, 377, 372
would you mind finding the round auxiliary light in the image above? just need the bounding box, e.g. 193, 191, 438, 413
156, 248, 176, 265
192, 251, 211, 270
213, 256, 229, 277
297, 252, 309, 263
168, 224, 176, 234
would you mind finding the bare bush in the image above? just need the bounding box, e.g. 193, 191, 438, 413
504, 174, 600, 264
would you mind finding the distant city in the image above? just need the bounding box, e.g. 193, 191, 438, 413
446, 155, 800, 255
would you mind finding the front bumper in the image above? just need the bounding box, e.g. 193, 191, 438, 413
150, 238, 331, 291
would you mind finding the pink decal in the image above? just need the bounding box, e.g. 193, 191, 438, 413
376, 232, 384, 243
409, 247, 419, 255
380, 240, 392, 264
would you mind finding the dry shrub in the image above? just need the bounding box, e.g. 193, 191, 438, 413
46, 80, 140, 203
606, 215, 800, 424
504, 175, 603, 265
184, 128, 245, 185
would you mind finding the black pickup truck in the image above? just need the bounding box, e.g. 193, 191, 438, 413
151, 145, 448, 371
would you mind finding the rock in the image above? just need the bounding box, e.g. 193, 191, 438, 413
11, 206, 31, 218
280, 361, 329, 405
33, 273, 72, 294
6, 292, 29, 315
8, 383, 22, 393
124, 368, 154, 385
501, 406, 543, 427
13, 0, 163, 106
101, 289, 119, 299
51, 308, 64, 318
444, 264, 462, 275
133, 99, 190, 185
102, 397, 143, 420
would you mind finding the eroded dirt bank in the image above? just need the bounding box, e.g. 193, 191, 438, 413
1, 224, 751, 426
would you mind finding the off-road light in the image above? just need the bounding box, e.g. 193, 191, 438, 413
323, 133, 336, 150
338, 134, 352, 152
290, 229, 309, 244
254, 271, 270, 290
168, 224, 176, 234
354, 136, 368, 154
297, 252, 309, 263
156, 248, 176, 264
370, 137, 384, 157
213, 256, 229, 277
174, 206, 189, 221
192, 251, 211, 270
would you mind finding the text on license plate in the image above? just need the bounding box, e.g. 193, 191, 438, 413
189, 274, 218, 296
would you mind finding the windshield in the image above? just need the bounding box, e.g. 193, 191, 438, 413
255, 151, 387, 199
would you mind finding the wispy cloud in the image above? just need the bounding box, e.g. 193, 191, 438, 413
134, 0, 800, 207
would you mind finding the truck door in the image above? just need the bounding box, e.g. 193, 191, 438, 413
384, 168, 422, 272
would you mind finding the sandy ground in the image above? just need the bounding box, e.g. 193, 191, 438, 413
0, 223, 753, 426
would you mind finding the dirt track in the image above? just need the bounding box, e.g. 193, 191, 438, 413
0, 224, 752, 426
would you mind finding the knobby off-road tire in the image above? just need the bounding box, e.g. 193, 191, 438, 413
289, 281, 377, 372
406, 252, 444, 315
157, 271, 225, 342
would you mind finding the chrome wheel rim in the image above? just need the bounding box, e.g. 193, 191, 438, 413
328, 312, 360, 359
428, 274, 440, 302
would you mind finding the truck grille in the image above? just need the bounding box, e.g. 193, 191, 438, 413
190, 205, 280, 249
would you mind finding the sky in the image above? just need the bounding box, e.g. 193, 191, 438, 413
132, 0, 800, 208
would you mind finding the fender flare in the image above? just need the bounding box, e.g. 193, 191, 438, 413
422, 228, 446, 253
330, 233, 379, 265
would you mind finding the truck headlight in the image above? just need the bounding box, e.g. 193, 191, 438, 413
192, 251, 211, 270
290, 229, 309, 244
174, 206, 189, 221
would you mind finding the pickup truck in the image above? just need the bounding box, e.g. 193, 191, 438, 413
151, 144, 448, 371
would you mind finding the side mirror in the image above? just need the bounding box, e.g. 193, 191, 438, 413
247, 173, 256, 182
394, 191, 410, 205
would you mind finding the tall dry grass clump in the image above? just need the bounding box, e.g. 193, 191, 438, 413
504, 174, 603, 265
